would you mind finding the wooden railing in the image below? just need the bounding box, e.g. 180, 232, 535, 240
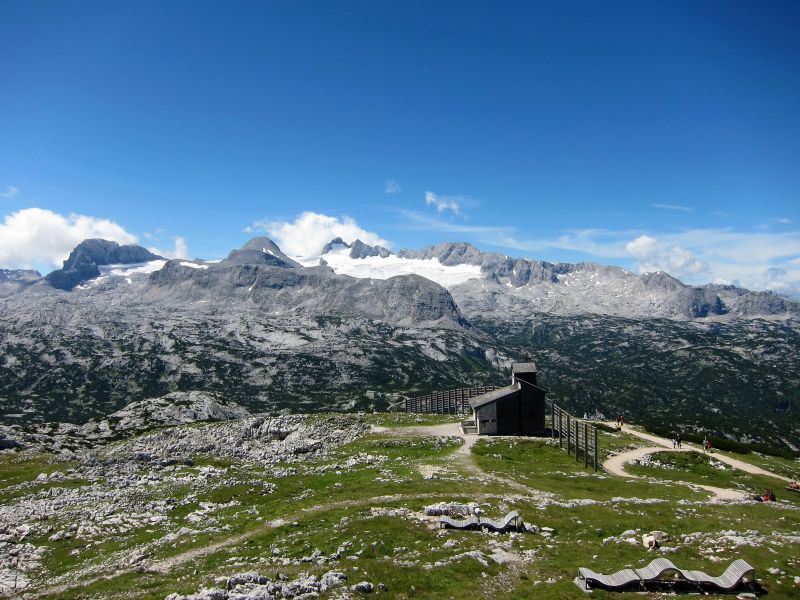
404, 386, 497, 415
550, 403, 599, 471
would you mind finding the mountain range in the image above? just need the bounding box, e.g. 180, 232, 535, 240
0, 236, 798, 450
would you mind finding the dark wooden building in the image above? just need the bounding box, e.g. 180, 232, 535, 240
468, 362, 546, 435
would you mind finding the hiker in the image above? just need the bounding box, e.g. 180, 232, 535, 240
672, 438, 677, 449
706, 439, 713, 452
676, 434, 681, 449
584, 412, 588, 420
702, 436, 709, 452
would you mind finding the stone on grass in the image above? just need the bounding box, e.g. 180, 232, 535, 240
320, 571, 347, 591
351, 581, 374, 593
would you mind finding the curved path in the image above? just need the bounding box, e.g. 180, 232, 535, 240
36, 423, 525, 599
603, 445, 746, 500
614, 425, 792, 482
602, 424, 791, 501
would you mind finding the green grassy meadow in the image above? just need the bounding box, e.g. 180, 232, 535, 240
2, 419, 799, 599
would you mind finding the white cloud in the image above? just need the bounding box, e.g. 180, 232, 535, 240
247, 212, 391, 257
148, 236, 189, 260
624, 234, 707, 277
1, 186, 20, 199
0, 208, 137, 270
651, 203, 693, 212
385, 179, 401, 194
425, 191, 461, 215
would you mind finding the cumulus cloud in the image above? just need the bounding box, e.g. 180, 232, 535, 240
624, 234, 707, 277
247, 212, 391, 257
425, 191, 461, 215
0, 208, 137, 270
385, 179, 401, 194
148, 236, 189, 259
1, 186, 20, 199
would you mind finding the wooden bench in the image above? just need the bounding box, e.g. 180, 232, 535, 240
575, 558, 755, 593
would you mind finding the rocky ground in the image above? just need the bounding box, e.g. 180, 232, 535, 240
0, 404, 799, 599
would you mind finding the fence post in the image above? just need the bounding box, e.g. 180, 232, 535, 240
594, 427, 598, 471
584, 421, 589, 468
566, 414, 571, 455
551, 404, 555, 439
558, 409, 563, 448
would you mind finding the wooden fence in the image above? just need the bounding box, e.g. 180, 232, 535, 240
550, 403, 599, 471
404, 386, 497, 415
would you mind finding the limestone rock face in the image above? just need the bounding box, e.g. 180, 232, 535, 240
147, 238, 466, 328
0, 269, 41, 297
46, 239, 162, 290
349, 239, 391, 259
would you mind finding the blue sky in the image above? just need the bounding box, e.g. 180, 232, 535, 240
1, 1, 799, 295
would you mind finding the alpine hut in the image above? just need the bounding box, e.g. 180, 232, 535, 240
468, 362, 546, 435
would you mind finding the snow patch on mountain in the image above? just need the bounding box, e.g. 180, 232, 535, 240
295, 247, 481, 288
100, 261, 168, 278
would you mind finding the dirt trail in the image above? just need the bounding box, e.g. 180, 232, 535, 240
603, 424, 791, 501
603, 445, 747, 500
383, 422, 553, 498
36, 423, 523, 598
618, 426, 792, 482
35, 491, 466, 598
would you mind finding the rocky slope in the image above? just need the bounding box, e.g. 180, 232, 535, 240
0, 411, 798, 599
395, 242, 800, 320
0, 269, 41, 298
0, 236, 798, 449
45, 238, 163, 290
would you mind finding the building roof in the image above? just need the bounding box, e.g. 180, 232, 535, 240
514, 378, 548, 393
468, 385, 519, 409
512, 362, 537, 373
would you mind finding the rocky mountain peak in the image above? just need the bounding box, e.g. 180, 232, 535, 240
45, 239, 163, 290
321, 238, 391, 259
0, 269, 41, 283
222, 237, 301, 268
349, 239, 391, 259
398, 242, 484, 266
640, 271, 685, 293
0, 269, 42, 298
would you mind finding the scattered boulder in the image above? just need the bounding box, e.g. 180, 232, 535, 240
642, 530, 671, 549
351, 581, 374, 593
320, 571, 348, 591
168, 570, 348, 600
0, 434, 21, 450
424, 502, 474, 517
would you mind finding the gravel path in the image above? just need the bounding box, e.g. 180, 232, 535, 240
618, 426, 792, 482
602, 424, 791, 501
603, 445, 747, 500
